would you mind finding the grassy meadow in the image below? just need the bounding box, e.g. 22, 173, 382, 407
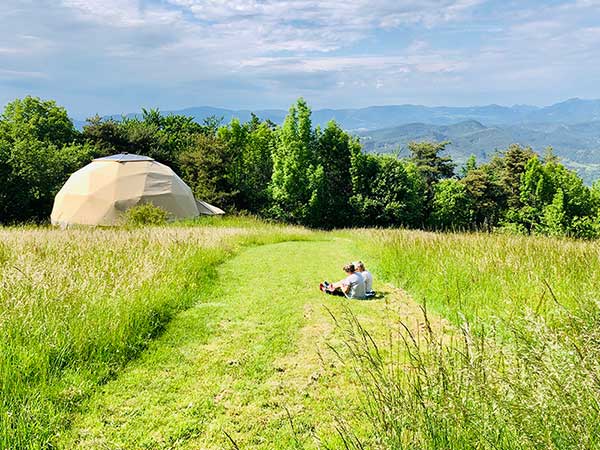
357, 229, 600, 325
2, 219, 600, 448
0, 218, 312, 449
341, 229, 600, 449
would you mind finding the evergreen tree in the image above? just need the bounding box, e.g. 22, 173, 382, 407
489, 144, 536, 210
461, 166, 506, 230
409, 141, 455, 186
178, 133, 237, 209
408, 141, 455, 224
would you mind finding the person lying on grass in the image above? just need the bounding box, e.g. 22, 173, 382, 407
353, 260, 375, 297
320, 263, 366, 299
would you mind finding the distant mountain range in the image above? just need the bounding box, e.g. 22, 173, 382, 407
75, 97, 600, 183
358, 120, 600, 184
78, 97, 600, 131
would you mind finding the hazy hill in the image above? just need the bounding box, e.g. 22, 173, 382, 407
526, 98, 600, 123
79, 98, 600, 131
359, 120, 600, 183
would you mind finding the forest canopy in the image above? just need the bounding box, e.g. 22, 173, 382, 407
1, 96, 600, 238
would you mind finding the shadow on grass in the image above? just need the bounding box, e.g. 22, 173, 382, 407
319, 290, 389, 301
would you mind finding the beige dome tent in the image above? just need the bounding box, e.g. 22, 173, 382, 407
51, 153, 224, 226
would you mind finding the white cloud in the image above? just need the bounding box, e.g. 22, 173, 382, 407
239, 54, 465, 75
158, 0, 484, 56
0, 69, 47, 79
1, 0, 599, 115
176, 0, 483, 27
60, 0, 182, 27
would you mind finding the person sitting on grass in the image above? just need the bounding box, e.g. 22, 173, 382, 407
320, 263, 366, 299
354, 260, 375, 297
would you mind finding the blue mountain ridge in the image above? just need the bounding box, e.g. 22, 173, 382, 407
75, 97, 600, 131
359, 119, 600, 184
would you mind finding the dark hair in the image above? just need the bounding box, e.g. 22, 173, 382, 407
343, 263, 355, 273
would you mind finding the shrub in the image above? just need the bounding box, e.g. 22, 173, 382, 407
569, 215, 599, 239
125, 203, 171, 226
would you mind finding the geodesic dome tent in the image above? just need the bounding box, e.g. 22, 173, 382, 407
50, 153, 224, 227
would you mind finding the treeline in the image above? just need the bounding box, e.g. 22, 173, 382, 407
1, 96, 600, 238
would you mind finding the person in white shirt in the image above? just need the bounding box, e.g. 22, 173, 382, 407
320, 263, 366, 299
354, 261, 375, 296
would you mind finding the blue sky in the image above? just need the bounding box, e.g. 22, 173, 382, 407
1, 0, 599, 118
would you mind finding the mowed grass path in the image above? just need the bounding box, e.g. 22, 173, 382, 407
62, 238, 419, 449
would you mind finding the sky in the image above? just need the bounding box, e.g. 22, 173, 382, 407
1, 0, 600, 118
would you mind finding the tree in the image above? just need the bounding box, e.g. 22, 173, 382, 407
591, 180, 600, 212
542, 188, 566, 236
241, 118, 276, 213
488, 144, 535, 210
461, 167, 506, 230
83, 110, 205, 171
408, 141, 455, 224
431, 179, 472, 230
545, 159, 593, 221
505, 153, 598, 237
218, 118, 247, 206
82, 115, 128, 157
460, 154, 477, 178
408, 141, 455, 187
306, 121, 357, 228
1, 96, 77, 145
178, 133, 236, 209
269, 98, 316, 224
218, 115, 276, 213
350, 154, 426, 228
518, 156, 554, 232
0, 97, 91, 223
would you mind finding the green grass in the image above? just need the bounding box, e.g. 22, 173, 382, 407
353, 229, 600, 326
60, 239, 381, 449
1, 218, 399, 449
334, 229, 600, 449
4, 220, 600, 449
0, 218, 313, 449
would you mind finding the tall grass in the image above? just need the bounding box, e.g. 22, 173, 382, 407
356, 230, 600, 327
334, 304, 600, 449
0, 219, 311, 449
333, 230, 600, 449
